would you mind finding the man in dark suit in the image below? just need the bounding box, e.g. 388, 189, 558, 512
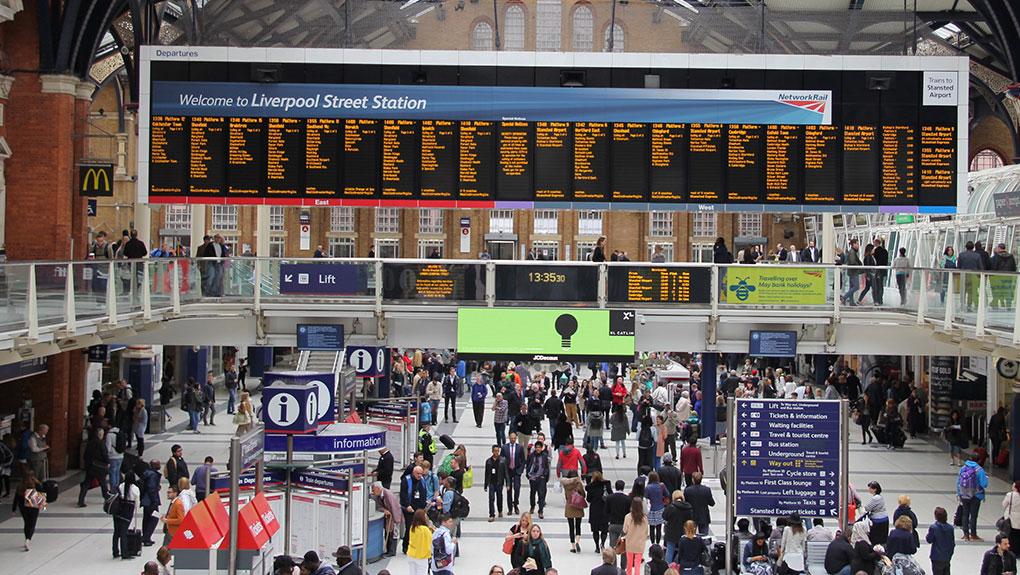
442, 367, 460, 423
683, 471, 715, 535
501, 432, 526, 515
375, 447, 394, 490
656, 453, 683, 496
801, 240, 820, 263
776, 243, 788, 262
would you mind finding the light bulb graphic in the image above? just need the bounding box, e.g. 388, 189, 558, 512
555, 313, 578, 349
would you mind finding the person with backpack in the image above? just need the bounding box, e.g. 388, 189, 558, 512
77, 427, 111, 507
431, 514, 457, 575
111, 469, 140, 559
958, 453, 990, 541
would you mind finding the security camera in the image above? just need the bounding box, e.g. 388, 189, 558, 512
639, 315, 646, 325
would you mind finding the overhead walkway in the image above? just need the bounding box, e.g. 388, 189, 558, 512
0, 257, 1017, 363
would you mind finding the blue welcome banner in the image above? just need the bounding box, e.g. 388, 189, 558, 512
151, 81, 832, 125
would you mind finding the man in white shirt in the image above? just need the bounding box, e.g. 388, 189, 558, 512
806, 518, 834, 542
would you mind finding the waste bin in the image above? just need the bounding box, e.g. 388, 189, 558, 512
149, 405, 166, 434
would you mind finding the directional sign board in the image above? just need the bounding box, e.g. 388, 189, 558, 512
279, 263, 365, 295
734, 398, 843, 518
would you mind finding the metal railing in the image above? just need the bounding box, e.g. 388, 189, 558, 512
4, 256, 1020, 347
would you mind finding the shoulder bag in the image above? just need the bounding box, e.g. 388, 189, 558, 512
997, 494, 1013, 536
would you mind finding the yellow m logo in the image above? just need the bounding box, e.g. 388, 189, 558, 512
81, 166, 111, 195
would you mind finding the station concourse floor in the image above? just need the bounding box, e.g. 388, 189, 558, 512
0, 398, 1007, 574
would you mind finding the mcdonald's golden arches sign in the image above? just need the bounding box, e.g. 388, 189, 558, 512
79, 163, 114, 197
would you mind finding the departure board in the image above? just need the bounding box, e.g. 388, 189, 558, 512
227, 117, 265, 196
726, 124, 762, 203
573, 122, 610, 201
534, 122, 571, 200
420, 120, 457, 200
189, 117, 226, 195
919, 125, 956, 203
803, 125, 839, 204
382, 263, 485, 301
149, 115, 187, 195
305, 118, 340, 196
607, 266, 712, 304
842, 125, 879, 204
881, 125, 916, 204
497, 121, 533, 201
688, 124, 724, 202
765, 125, 800, 203
343, 119, 379, 198
611, 123, 648, 201
459, 121, 495, 200
266, 117, 303, 196
649, 123, 687, 203
144, 56, 965, 212
494, 266, 599, 302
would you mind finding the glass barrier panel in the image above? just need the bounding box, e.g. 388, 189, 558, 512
985, 273, 1016, 332
113, 261, 144, 314
33, 263, 68, 327
223, 258, 256, 299
953, 271, 979, 326
148, 259, 175, 310
76, 262, 111, 320
0, 264, 30, 331
180, 258, 207, 304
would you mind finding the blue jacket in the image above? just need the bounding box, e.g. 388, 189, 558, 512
471, 382, 488, 403
957, 460, 989, 500
925, 521, 955, 562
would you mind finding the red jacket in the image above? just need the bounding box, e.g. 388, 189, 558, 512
611, 383, 628, 405
556, 445, 587, 477
680, 445, 703, 475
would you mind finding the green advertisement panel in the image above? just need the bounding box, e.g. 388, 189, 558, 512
457, 308, 635, 362
724, 267, 828, 305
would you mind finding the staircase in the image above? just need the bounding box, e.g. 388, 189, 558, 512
298, 350, 343, 373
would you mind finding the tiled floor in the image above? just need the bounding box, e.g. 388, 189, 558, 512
0, 395, 1005, 574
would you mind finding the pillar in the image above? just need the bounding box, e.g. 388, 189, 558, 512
247, 346, 274, 377
123, 346, 156, 431
0, 74, 13, 251
1012, 392, 1020, 481
185, 346, 209, 386
190, 205, 206, 256
821, 213, 836, 264
256, 205, 270, 256
702, 352, 718, 445
815, 355, 830, 389
135, 203, 152, 250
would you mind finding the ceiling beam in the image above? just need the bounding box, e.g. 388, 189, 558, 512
915, 11, 984, 23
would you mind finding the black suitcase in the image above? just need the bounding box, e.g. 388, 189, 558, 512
125, 528, 143, 557
42, 479, 59, 503
711, 541, 727, 573
439, 434, 456, 450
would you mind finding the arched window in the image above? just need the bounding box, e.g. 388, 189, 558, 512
536, 0, 562, 51
504, 4, 525, 50
571, 4, 594, 51
970, 148, 1005, 171
471, 21, 493, 51
603, 23, 624, 52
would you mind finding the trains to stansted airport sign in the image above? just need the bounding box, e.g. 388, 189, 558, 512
139, 47, 966, 213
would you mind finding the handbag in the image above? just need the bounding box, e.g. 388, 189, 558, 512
569, 490, 588, 509
953, 504, 963, 527
998, 496, 1014, 536
24, 489, 46, 509
502, 534, 516, 555
462, 467, 474, 490
614, 536, 627, 555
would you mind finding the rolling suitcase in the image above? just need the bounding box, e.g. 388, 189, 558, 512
439, 434, 456, 450
125, 528, 143, 557
42, 479, 59, 503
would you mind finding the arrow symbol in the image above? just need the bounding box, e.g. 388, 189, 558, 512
284, 274, 293, 282
741, 451, 747, 456
741, 442, 747, 447
741, 460, 748, 465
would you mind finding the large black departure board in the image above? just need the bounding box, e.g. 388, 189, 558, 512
607, 266, 712, 304
144, 56, 963, 211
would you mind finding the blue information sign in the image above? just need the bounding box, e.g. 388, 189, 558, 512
749, 330, 798, 357
297, 323, 344, 351
279, 263, 365, 295
734, 399, 842, 518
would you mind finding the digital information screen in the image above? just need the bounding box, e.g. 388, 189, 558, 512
494, 266, 599, 302
606, 266, 712, 304
381, 263, 485, 301
749, 330, 798, 357
141, 51, 965, 212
